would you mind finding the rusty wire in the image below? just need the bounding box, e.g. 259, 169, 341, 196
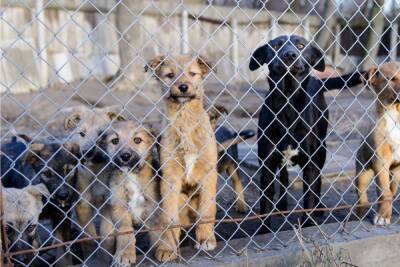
3, 199, 393, 258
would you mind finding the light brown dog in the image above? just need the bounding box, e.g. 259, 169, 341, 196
94, 120, 160, 265
63, 105, 125, 256
356, 61, 400, 225
145, 55, 218, 262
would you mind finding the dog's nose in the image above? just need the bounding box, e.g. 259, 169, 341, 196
178, 84, 188, 93
120, 152, 132, 162
83, 148, 95, 158
283, 51, 297, 60
57, 191, 69, 200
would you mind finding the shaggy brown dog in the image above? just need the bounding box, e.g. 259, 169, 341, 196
356, 62, 400, 225
145, 55, 218, 262
94, 120, 160, 265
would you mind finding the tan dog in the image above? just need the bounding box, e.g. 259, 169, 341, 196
208, 105, 254, 213
63, 105, 125, 254
145, 55, 218, 262
95, 120, 160, 265
356, 62, 400, 225
2, 184, 49, 265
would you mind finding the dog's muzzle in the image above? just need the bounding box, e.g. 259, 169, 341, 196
114, 151, 142, 172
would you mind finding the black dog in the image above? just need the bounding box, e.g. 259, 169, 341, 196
249, 35, 364, 230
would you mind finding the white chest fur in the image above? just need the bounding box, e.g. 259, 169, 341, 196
124, 172, 146, 222
383, 109, 400, 162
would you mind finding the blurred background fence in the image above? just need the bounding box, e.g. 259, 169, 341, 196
3, 0, 399, 93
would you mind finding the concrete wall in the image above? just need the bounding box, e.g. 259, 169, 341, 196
1, 0, 322, 93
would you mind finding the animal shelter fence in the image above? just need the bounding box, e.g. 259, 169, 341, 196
1, 0, 400, 266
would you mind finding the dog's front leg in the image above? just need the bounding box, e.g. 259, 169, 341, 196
111, 201, 136, 265
193, 162, 217, 251
155, 159, 184, 262
302, 164, 322, 224
374, 154, 393, 226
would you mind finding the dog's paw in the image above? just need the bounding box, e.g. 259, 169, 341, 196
155, 248, 178, 262
373, 214, 391, 226
114, 246, 136, 266
235, 201, 248, 213
195, 236, 217, 251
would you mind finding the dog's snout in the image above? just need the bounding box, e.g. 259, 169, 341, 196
178, 84, 189, 93
120, 152, 132, 162
283, 51, 297, 60
83, 148, 95, 159
56, 190, 69, 200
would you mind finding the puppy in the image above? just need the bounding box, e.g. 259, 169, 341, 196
249, 35, 364, 229
63, 105, 125, 243
145, 55, 218, 262
1, 136, 81, 265
94, 120, 160, 265
208, 105, 255, 212
356, 62, 400, 225
2, 184, 49, 266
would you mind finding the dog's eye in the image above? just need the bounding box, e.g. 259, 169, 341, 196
189, 72, 197, 77
273, 43, 281, 50
166, 73, 175, 79
391, 76, 398, 81
26, 224, 36, 233
133, 137, 142, 144
42, 169, 52, 177
296, 43, 305, 50
79, 131, 86, 137
111, 138, 119, 145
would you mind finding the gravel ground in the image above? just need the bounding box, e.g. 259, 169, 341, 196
2, 79, 398, 265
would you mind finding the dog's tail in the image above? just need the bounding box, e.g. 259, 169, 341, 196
217, 129, 255, 153
321, 70, 366, 91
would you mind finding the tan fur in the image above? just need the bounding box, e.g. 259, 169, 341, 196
146, 55, 218, 262
356, 62, 400, 225
63, 105, 126, 256
99, 121, 159, 264
2, 184, 49, 261
208, 104, 247, 212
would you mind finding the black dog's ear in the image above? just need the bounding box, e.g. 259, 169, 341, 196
310, 45, 325, 72
249, 44, 270, 71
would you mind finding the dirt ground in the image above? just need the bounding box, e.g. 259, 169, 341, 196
2, 79, 399, 264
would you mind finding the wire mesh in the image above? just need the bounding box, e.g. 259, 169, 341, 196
1, 0, 400, 266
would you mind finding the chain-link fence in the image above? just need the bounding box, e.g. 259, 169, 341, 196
1, 0, 400, 266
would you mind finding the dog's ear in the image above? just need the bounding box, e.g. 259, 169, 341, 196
104, 106, 126, 121
249, 44, 271, 71
64, 112, 81, 130
25, 142, 46, 165
309, 44, 325, 72
63, 141, 81, 157
365, 67, 379, 87
145, 56, 165, 77
208, 104, 228, 121
197, 56, 215, 76
107, 111, 125, 122
27, 183, 50, 200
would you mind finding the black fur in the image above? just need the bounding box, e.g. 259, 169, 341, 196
250, 35, 364, 231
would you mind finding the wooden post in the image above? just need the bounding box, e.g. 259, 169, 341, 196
35, 0, 48, 87
231, 18, 239, 76
181, 9, 189, 54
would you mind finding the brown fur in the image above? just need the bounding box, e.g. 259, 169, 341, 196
208, 104, 247, 212
356, 62, 400, 225
63, 105, 126, 257
95, 121, 160, 264
146, 55, 218, 262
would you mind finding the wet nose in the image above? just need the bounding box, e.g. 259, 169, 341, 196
178, 84, 188, 93
283, 51, 297, 60
57, 191, 69, 200
120, 152, 132, 162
